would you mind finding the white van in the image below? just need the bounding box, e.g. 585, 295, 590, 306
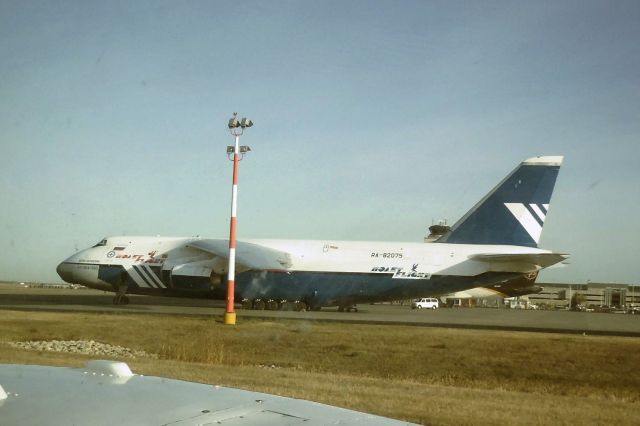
411, 298, 439, 309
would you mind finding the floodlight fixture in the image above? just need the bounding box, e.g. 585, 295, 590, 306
228, 112, 253, 136
227, 146, 234, 153
240, 145, 251, 153
228, 115, 240, 129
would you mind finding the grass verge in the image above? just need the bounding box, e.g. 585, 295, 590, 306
1, 310, 639, 425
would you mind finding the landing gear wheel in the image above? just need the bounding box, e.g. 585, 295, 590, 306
253, 299, 265, 310
241, 299, 253, 310
266, 300, 279, 310
295, 301, 307, 312
281, 301, 293, 311
310, 305, 322, 311
112, 295, 129, 305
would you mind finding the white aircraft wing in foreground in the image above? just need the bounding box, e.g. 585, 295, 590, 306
0, 361, 414, 425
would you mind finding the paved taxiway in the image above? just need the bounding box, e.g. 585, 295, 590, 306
1, 284, 638, 336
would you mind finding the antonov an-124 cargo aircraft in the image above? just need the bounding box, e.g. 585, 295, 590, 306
57, 156, 567, 310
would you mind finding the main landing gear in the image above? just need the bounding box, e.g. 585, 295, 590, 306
239, 299, 356, 312
241, 299, 308, 311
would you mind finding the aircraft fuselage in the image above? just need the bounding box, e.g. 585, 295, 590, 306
57, 236, 549, 308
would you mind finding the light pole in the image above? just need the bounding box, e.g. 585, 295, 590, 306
224, 112, 253, 325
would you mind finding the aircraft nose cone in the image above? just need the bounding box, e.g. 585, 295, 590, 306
57, 262, 74, 283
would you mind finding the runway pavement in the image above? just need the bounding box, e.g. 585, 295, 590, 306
1, 284, 639, 336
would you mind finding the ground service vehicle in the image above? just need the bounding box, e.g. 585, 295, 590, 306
412, 298, 439, 309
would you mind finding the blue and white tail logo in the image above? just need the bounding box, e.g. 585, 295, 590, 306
504, 203, 550, 244
439, 156, 563, 248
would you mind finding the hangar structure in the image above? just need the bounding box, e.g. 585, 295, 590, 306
526, 282, 639, 309
436, 282, 640, 310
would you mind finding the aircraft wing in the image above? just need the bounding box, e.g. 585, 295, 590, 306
187, 239, 292, 270
0, 361, 415, 425
469, 252, 568, 272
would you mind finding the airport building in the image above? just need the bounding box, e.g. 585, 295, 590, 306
527, 282, 639, 309
436, 282, 640, 311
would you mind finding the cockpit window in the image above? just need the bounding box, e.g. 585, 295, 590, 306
92, 238, 107, 248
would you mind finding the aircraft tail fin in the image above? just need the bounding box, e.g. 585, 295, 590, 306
438, 156, 563, 247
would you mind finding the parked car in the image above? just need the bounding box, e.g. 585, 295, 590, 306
411, 298, 439, 309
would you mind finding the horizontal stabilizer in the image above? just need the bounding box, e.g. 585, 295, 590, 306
187, 239, 292, 270
469, 252, 568, 273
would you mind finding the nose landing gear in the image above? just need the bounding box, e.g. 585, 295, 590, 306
112, 271, 130, 305
113, 294, 130, 305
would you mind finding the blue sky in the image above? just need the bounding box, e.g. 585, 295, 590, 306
1, 0, 639, 284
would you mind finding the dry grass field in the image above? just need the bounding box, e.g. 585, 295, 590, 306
1, 309, 639, 425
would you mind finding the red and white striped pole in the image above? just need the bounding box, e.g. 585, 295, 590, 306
225, 113, 252, 325
225, 133, 240, 325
